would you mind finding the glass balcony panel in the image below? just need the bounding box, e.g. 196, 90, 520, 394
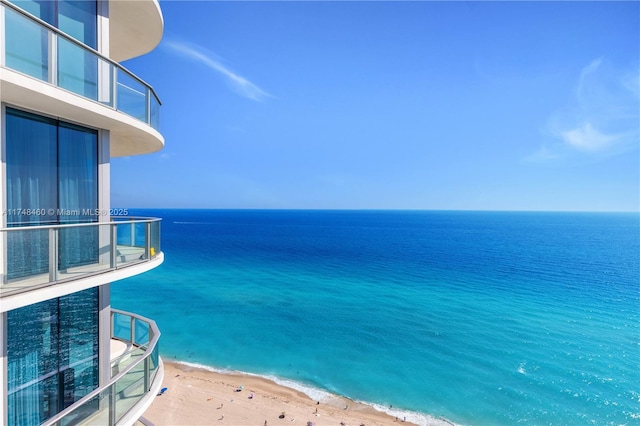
150, 344, 160, 380
57, 385, 111, 426
115, 222, 132, 246
134, 223, 146, 248
112, 313, 132, 342
5, 228, 50, 284
1, 218, 159, 297
150, 221, 161, 258
134, 319, 150, 347
58, 225, 98, 267
116, 69, 148, 122
5, 7, 49, 81
114, 365, 146, 423
150, 93, 161, 131
115, 222, 147, 266
111, 347, 145, 377
56, 223, 112, 279
57, 37, 98, 100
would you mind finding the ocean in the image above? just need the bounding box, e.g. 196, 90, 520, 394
111, 209, 639, 425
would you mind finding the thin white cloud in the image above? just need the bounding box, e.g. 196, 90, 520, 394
527, 145, 561, 162
530, 58, 639, 162
165, 39, 272, 102
620, 67, 640, 99
576, 57, 603, 103
561, 122, 622, 152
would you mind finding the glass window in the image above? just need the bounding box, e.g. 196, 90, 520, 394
58, 290, 100, 403
5, 108, 58, 227
7, 288, 99, 425
5, 110, 57, 279
58, 122, 99, 270
5, 108, 99, 280
58, 122, 98, 222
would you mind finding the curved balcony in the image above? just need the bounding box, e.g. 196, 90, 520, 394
44, 309, 163, 426
110, 0, 164, 62
0, 217, 162, 307
0, 1, 163, 157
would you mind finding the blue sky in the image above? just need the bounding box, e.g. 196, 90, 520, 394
112, 1, 639, 211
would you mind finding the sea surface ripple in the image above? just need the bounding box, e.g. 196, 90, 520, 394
112, 210, 640, 426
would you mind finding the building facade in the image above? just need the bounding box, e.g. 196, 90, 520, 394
0, 0, 165, 424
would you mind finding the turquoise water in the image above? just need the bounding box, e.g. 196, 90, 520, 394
111, 210, 640, 425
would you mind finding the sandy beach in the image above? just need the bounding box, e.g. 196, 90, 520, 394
143, 362, 419, 426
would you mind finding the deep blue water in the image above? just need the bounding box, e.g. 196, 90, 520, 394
111, 210, 640, 425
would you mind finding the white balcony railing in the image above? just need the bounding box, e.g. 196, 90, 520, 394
43, 309, 162, 426
0, 217, 161, 297
0, 0, 161, 130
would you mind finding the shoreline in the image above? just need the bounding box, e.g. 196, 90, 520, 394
143, 361, 454, 426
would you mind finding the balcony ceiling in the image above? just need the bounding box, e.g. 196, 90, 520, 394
109, 0, 164, 62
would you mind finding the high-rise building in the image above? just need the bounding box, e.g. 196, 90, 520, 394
0, 0, 165, 424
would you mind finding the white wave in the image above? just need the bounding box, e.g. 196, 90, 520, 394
517, 362, 527, 375
367, 402, 457, 426
174, 360, 234, 374
259, 375, 337, 403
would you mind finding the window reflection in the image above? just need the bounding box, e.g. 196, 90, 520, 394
7, 288, 99, 425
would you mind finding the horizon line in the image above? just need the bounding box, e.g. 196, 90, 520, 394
112, 207, 640, 214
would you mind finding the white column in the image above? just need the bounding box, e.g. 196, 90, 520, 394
97, 0, 109, 57
98, 130, 111, 270
0, 104, 7, 284
98, 130, 110, 218
98, 284, 111, 386
97, 115, 113, 388
97, 0, 112, 105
